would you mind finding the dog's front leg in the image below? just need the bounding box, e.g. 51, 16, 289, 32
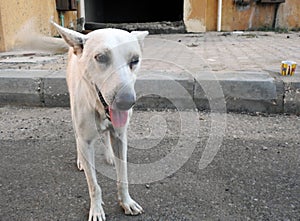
77, 138, 106, 221
110, 129, 143, 215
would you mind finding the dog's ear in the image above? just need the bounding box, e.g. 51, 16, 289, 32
131, 31, 149, 49
51, 21, 87, 55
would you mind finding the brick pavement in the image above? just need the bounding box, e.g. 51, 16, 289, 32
0, 31, 299, 75
0, 31, 299, 114
149, 32, 300, 74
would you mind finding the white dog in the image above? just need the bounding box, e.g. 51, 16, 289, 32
52, 21, 148, 221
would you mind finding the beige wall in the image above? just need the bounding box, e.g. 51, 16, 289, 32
0, 0, 299, 51
184, 0, 300, 32
277, 0, 300, 30
184, 0, 207, 32
0, 0, 77, 52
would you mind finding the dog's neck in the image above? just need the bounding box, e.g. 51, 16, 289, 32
94, 84, 111, 121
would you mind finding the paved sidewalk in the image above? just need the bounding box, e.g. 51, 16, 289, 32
0, 31, 299, 114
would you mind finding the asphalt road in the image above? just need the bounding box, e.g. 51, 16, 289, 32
0, 107, 299, 221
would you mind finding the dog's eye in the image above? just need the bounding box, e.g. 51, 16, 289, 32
129, 57, 139, 69
95, 54, 110, 64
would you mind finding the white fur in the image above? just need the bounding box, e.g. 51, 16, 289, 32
52, 21, 148, 221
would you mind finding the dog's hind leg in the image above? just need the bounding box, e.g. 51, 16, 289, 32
110, 129, 143, 215
77, 138, 106, 221
103, 131, 115, 165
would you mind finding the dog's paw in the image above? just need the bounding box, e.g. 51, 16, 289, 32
104, 149, 115, 166
105, 156, 115, 166
88, 204, 106, 221
77, 158, 84, 171
119, 198, 143, 216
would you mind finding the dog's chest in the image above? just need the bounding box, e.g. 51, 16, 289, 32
95, 110, 112, 132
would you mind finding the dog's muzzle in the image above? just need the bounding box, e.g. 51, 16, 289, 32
112, 92, 136, 111
94, 84, 136, 128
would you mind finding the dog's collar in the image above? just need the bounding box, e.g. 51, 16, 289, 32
94, 84, 111, 121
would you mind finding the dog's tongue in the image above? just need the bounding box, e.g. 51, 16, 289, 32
109, 107, 128, 128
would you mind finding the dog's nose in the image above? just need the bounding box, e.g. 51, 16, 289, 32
114, 92, 136, 110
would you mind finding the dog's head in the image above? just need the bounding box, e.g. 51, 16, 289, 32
52, 22, 148, 127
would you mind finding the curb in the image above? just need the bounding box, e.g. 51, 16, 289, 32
0, 69, 299, 114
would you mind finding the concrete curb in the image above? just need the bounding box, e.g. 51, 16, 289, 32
0, 69, 299, 114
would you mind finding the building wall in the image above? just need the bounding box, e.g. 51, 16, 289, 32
221, 0, 276, 31
184, 0, 300, 32
184, 0, 207, 32
0, 0, 299, 51
0, 0, 77, 52
277, 0, 300, 30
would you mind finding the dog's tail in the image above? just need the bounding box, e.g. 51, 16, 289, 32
14, 19, 69, 54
